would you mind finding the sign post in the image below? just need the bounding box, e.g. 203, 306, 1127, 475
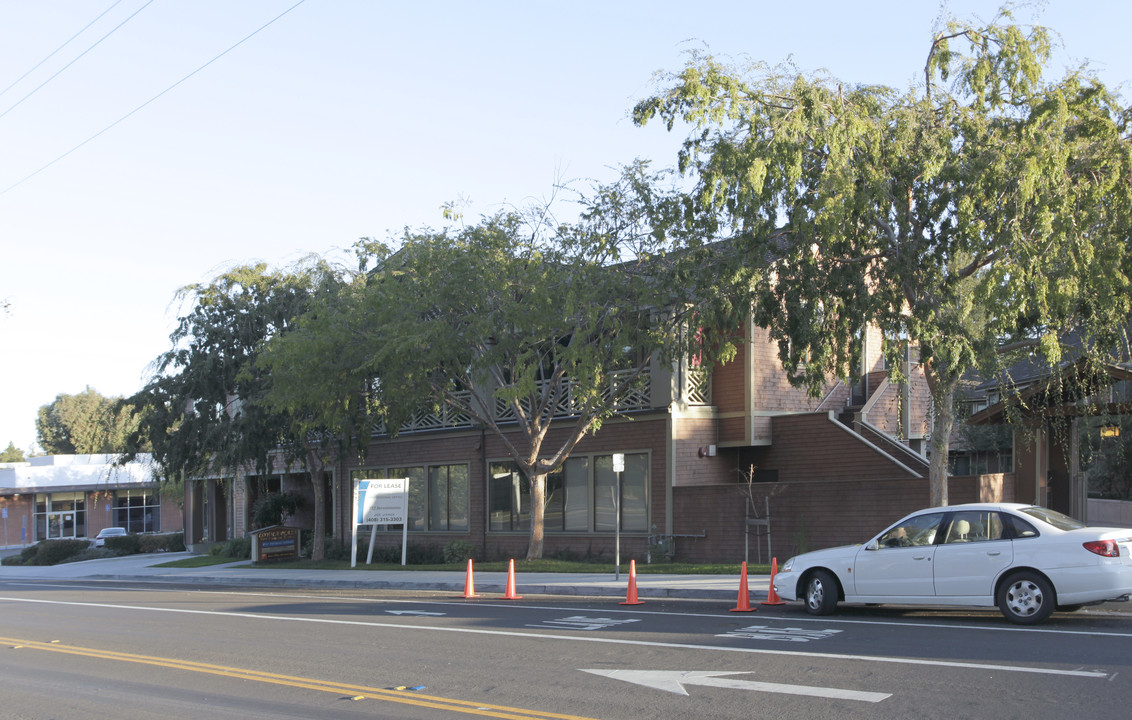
612, 453, 624, 581
351, 478, 410, 567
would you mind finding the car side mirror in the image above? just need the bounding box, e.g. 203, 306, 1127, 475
864, 540, 879, 551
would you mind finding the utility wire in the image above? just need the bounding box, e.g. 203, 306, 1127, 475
0, 0, 155, 121
0, 0, 126, 100
0, 0, 307, 198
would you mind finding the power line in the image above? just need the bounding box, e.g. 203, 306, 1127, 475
0, 0, 308, 199
0, 0, 127, 100
0, 0, 155, 122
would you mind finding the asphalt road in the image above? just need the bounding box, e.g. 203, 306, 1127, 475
1, 578, 1129, 719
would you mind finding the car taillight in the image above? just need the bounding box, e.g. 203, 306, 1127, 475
1083, 540, 1120, 558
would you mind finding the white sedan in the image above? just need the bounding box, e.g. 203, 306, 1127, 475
92, 527, 128, 547
772, 503, 1132, 624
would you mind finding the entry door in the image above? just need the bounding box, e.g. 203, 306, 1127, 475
47, 512, 75, 539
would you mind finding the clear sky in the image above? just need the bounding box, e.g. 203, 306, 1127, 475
1, 1, 1129, 453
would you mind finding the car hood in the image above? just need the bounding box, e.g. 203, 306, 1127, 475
791, 544, 861, 566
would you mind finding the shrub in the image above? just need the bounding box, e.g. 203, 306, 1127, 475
104, 534, 141, 555
137, 533, 185, 553
442, 539, 476, 564
407, 542, 444, 565
69, 547, 117, 562
353, 541, 443, 564
29, 539, 92, 566
302, 535, 350, 561
210, 537, 251, 559
251, 491, 305, 529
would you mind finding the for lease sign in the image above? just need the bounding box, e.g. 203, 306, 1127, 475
356, 478, 409, 525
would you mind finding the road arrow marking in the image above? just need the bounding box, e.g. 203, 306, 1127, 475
528, 616, 641, 631
580, 669, 890, 703
385, 610, 446, 616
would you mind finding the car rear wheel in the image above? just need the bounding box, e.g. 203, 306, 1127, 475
997, 572, 1054, 625
803, 569, 839, 616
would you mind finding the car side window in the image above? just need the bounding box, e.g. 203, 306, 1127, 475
942, 511, 1005, 544
878, 512, 945, 548
1002, 513, 1040, 539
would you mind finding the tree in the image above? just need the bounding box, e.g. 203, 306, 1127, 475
0, 442, 24, 462
634, 6, 1132, 505
122, 259, 344, 560
312, 167, 713, 559
36, 386, 138, 454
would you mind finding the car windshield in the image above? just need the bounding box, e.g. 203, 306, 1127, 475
1018, 506, 1086, 531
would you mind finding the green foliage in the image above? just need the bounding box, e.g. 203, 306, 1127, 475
123, 261, 338, 479
210, 537, 252, 559
36, 386, 138, 454
634, 6, 1132, 505
301, 535, 350, 561
251, 491, 306, 529
122, 258, 346, 561
104, 533, 141, 555
137, 532, 185, 553
318, 166, 715, 559
19, 539, 91, 565
0, 442, 24, 462
355, 541, 446, 565
442, 539, 476, 564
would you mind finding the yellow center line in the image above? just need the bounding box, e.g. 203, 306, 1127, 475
1, 635, 600, 720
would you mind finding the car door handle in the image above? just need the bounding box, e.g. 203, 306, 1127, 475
913, 555, 928, 561
986, 551, 1001, 557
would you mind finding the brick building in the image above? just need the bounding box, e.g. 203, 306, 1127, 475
0, 454, 182, 549
186, 319, 1009, 563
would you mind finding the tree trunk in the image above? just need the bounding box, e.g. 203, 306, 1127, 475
924, 369, 958, 508
526, 472, 547, 560
305, 448, 326, 562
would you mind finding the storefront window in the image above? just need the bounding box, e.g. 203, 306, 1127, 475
490, 452, 648, 534
115, 489, 161, 533
353, 464, 467, 532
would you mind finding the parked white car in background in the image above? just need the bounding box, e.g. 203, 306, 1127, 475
92, 527, 127, 547
772, 503, 1132, 624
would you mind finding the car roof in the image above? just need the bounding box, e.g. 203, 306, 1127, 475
914, 502, 1032, 513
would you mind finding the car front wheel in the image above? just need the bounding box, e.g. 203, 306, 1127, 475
803, 569, 839, 615
997, 572, 1054, 625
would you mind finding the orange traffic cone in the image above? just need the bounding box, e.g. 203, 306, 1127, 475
730, 561, 756, 612
462, 558, 479, 598
500, 558, 523, 599
761, 557, 786, 606
619, 559, 645, 605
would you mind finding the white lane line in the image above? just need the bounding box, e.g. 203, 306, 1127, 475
0, 595, 1109, 679
7, 582, 1132, 640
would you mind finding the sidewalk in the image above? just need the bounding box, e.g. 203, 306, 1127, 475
0, 551, 767, 602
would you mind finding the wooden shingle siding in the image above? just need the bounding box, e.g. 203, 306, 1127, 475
710, 339, 746, 415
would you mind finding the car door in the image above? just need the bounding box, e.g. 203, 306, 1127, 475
933, 510, 1014, 599
853, 512, 944, 598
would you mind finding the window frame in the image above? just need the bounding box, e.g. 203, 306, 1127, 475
488, 451, 650, 535
352, 463, 470, 533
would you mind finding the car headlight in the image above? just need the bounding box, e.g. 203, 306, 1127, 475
781, 557, 795, 572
